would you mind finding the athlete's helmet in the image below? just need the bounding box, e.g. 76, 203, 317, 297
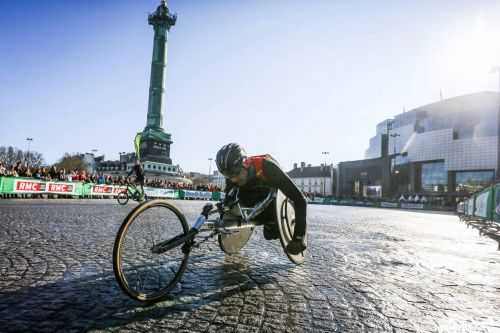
215, 143, 247, 177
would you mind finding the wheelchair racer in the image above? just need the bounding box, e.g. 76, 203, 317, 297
127, 160, 145, 201
215, 143, 307, 255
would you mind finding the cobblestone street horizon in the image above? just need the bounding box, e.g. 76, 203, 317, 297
1, 200, 499, 332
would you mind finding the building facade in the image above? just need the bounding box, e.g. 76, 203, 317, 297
340, 92, 499, 205
95, 152, 187, 182
336, 156, 391, 199
211, 170, 226, 190
287, 162, 336, 196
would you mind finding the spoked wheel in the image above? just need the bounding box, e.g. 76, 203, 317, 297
113, 199, 190, 303
117, 192, 129, 205
276, 190, 306, 265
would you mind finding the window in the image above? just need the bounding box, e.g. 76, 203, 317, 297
456, 170, 494, 193
421, 161, 447, 192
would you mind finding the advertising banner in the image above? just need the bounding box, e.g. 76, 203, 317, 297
13, 178, 45, 193
90, 184, 115, 196
474, 188, 492, 219
114, 186, 128, 194
467, 197, 474, 217
0, 177, 220, 202
211, 191, 224, 201
45, 181, 80, 195
180, 190, 213, 200
144, 187, 178, 199
401, 203, 424, 209
380, 202, 399, 208
493, 185, 500, 222
312, 198, 325, 204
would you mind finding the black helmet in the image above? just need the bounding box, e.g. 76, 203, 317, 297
216, 143, 247, 177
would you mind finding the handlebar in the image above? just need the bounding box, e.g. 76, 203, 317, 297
209, 188, 276, 221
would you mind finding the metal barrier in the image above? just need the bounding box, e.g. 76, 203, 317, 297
458, 185, 500, 250
0, 176, 224, 201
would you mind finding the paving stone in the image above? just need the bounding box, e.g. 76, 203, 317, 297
0, 200, 498, 333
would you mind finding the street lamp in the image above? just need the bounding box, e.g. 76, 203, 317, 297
119, 152, 127, 171
321, 151, 330, 196
26, 137, 33, 166
208, 158, 213, 184
390, 133, 400, 155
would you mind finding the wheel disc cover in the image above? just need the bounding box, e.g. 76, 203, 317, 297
276, 190, 306, 264
218, 228, 253, 254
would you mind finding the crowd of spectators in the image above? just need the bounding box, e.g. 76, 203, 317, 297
0, 161, 222, 192
144, 178, 221, 192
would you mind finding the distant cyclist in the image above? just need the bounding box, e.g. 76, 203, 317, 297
216, 143, 307, 255
128, 160, 145, 200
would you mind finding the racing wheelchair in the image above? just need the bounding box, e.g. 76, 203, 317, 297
112, 188, 306, 303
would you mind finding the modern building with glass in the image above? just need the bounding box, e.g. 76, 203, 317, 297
337, 91, 499, 206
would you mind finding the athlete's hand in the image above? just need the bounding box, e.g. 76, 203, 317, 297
201, 203, 213, 218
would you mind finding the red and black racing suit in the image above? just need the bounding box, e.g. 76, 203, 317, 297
224, 155, 307, 239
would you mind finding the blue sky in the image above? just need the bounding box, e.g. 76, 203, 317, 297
1, 0, 500, 173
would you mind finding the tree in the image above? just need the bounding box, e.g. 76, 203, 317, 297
0, 146, 44, 167
16, 150, 23, 163
56, 153, 88, 171
7, 146, 15, 164
27, 151, 44, 168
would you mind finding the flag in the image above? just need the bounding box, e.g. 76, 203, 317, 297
134, 133, 142, 160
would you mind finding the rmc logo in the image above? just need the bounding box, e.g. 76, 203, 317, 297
15, 181, 44, 192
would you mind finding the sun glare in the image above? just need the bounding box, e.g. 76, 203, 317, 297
440, 19, 500, 81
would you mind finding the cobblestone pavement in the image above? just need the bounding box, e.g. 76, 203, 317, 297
1, 200, 500, 333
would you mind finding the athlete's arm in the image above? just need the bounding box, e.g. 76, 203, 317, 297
262, 159, 307, 238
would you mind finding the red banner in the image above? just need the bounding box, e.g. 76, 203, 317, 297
46, 182, 74, 194
91, 185, 113, 194
14, 180, 45, 192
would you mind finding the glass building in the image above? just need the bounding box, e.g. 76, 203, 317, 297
346, 91, 500, 204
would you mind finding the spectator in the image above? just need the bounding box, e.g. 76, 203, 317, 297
41, 167, 50, 180
8, 161, 22, 177
58, 169, 66, 181
24, 167, 32, 178
49, 165, 58, 180
33, 168, 42, 179
79, 170, 87, 182
70, 170, 79, 182
0, 162, 6, 176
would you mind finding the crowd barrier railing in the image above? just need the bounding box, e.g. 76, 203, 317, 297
0, 176, 224, 201
460, 185, 499, 222
309, 197, 431, 210
459, 184, 500, 250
